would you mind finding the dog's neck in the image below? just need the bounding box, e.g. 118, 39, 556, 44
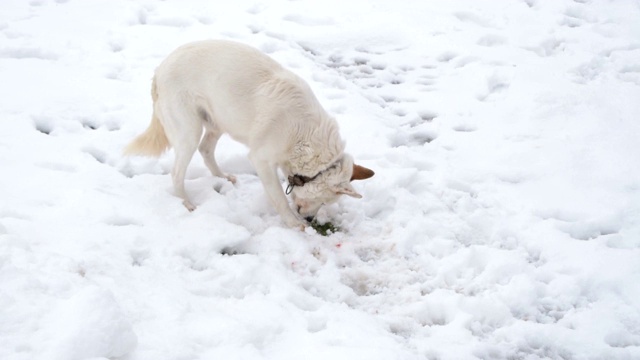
286, 110, 345, 176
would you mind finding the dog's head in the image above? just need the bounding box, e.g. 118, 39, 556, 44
290, 154, 374, 220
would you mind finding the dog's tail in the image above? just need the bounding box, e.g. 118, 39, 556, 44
124, 77, 170, 157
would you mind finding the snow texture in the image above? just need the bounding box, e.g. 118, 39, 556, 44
1, 0, 640, 359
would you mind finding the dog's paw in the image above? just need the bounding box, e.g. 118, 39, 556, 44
225, 174, 237, 184
283, 215, 307, 230
183, 200, 196, 212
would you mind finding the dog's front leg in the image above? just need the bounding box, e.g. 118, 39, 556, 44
250, 155, 306, 230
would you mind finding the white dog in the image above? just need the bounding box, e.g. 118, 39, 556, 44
125, 40, 374, 228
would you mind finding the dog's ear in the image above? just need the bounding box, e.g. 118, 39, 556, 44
333, 184, 363, 198
351, 164, 375, 181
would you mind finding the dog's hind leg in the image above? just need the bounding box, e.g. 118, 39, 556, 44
199, 121, 236, 184
172, 138, 201, 211
161, 104, 203, 212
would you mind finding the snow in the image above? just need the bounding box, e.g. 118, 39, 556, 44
1, 0, 640, 359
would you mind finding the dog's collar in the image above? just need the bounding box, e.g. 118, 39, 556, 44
285, 173, 319, 195
285, 158, 342, 195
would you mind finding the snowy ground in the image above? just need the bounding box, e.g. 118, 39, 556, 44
1, 0, 640, 359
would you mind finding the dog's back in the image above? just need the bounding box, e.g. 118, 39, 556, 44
153, 41, 326, 150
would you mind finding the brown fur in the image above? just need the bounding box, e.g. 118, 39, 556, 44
351, 165, 375, 181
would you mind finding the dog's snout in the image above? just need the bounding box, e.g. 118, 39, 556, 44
295, 198, 322, 220
297, 205, 314, 222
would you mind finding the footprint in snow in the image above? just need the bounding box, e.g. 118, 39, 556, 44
34, 115, 55, 135
389, 128, 438, 148
477, 34, 507, 47
282, 14, 335, 26
83, 146, 108, 164
618, 64, 640, 85
416, 75, 436, 86
562, 5, 597, 27
477, 70, 512, 101
130, 249, 150, 266
556, 220, 620, 241
105, 216, 140, 227
419, 111, 437, 122
453, 11, 495, 28
527, 37, 565, 57
453, 124, 477, 132
437, 51, 458, 63
0, 47, 58, 60
0, 210, 32, 222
